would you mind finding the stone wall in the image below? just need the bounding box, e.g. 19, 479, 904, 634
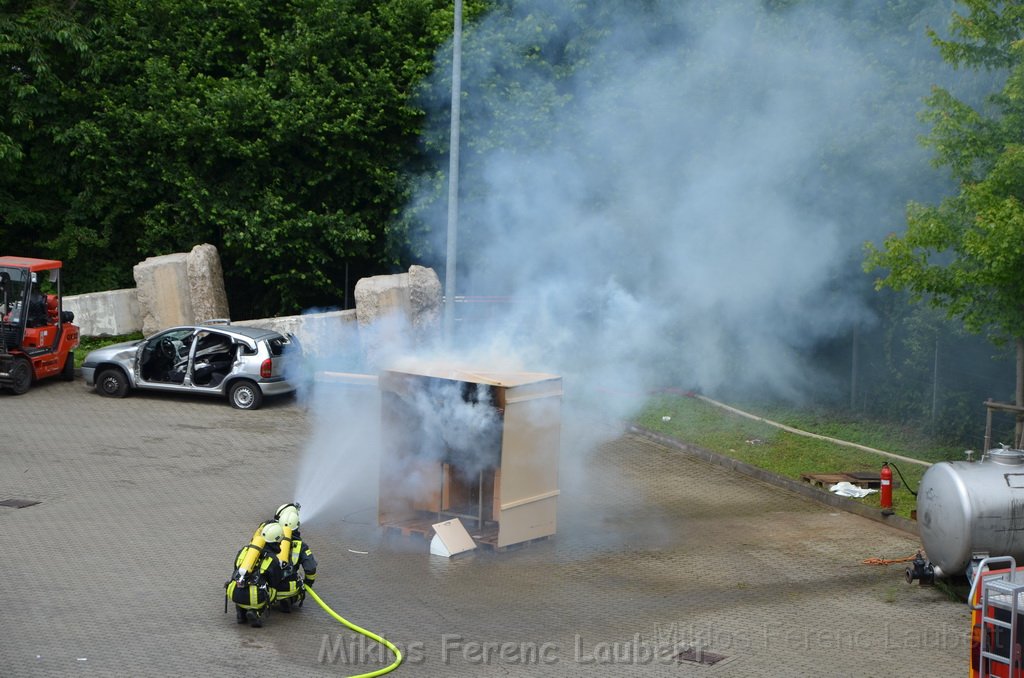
63, 288, 141, 338
233, 309, 360, 361
65, 249, 442, 364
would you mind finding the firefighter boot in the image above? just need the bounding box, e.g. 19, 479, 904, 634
278, 599, 291, 613
235, 606, 247, 624
246, 609, 264, 628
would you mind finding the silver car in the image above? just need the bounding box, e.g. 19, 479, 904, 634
81, 323, 302, 410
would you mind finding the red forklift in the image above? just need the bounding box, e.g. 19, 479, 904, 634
0, 256, 79, 394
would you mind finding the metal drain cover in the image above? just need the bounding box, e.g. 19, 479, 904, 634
675, 648, 728, 666
0, 499, 40, 508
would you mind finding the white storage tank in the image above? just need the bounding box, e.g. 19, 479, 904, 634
917, 448, 1024, 577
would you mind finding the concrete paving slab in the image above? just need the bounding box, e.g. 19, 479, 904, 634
0, 379, 969, 677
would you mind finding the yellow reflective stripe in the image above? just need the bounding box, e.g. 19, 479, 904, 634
235, 543, 261, 568
228, 581, 262, 610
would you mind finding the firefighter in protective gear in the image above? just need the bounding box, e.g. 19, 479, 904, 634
271, 503, 318, 613
225, 521, 286, 628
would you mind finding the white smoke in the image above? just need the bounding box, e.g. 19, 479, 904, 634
293, 377, 381, 523
411, 0, 947, 417
297, 0, 952, 522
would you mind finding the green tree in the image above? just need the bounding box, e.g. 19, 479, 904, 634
865, 0, 1024, 441
61, 0, 466, 316
1, 0, 472, 316
0, 1, 92, 261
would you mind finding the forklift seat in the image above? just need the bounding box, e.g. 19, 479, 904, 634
26, 292, 48, 327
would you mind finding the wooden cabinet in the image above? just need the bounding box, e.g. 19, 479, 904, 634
378, 366, 561, 548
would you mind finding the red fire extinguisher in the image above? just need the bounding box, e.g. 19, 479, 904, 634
880, 462, 893, 512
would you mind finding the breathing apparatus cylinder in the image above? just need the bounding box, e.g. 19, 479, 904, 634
236, 523, 269, 582
275, 503, 301, 565
279, 526, 293, 564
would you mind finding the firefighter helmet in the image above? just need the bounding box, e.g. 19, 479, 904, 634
260, 521, 285, 543
275, 503, 300, 530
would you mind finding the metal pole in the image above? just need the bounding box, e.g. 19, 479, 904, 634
985, 399, 993, 453
477, 468, 483, 530
1017, 337, 1024, 446
443, 0, 463, 344
849, 325, 858, 410
438, 462, 444, 521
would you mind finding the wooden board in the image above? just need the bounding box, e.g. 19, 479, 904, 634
800, 472, 899, 490
475, 532, 550, 552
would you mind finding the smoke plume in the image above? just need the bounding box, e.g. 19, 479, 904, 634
408, 0, 953, 422
297, 0, 954, 520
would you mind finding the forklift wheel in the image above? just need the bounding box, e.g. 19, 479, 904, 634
10, 357, 32, 395
61, 352, 75, 382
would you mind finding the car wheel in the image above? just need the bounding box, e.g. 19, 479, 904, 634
61, 351, 75, 382
96, 367, 128, 398
9, 357, 32, 395
228, 380, 263, 410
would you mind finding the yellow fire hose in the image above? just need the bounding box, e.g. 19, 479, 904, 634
304, 586, 403, 678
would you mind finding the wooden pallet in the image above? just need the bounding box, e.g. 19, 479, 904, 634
474, 533, 552, 553
800, 473, 848, 489
381, 518, 436, 539
381, 514, 495, 541
381, 514, 552, 553
800, 472, 899, 490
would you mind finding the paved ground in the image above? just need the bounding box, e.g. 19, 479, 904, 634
0, 378, 970, 677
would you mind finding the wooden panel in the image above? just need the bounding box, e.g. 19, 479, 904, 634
497, 496, 558, 547
499, 391, 561, 502
411, 461, 444, 512
497, 383, 561, 547
490, 468, 501, 521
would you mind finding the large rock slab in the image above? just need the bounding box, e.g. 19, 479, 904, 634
134, 252, 191, 336
354, 266, 441, 331
187, 243, 230, 323
354, 266, 441, 366
133, 244, 230, 335
407, 265, 443, 336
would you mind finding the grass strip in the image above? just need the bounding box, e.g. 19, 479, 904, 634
636, 392, 967, 519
